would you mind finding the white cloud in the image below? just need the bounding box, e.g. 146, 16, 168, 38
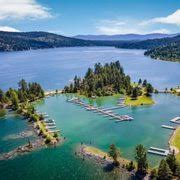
96, 19, 141, 35
96, 16, 175, 35
0, 0, 52, 20
141, 9, 180, 26
97, 26, 139, 35
0, 26, 20, 32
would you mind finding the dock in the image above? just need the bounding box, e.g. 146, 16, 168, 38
148, 147, 171, 156
67, 98, 133, 122
36, 110, 60, 134
102, 105, 127, 111
161, 125, 176, 130
170, 117, 180, 124
49, 130, 60, 133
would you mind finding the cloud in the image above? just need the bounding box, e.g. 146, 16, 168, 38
96, 16, 175, 35
96, 19, 141, 35
0, 26, 20, 32
141, 9, 180, 26
0, 0, 52, 20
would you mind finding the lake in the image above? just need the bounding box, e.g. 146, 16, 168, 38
0, 47, 179, 90
0, 47, 180, 180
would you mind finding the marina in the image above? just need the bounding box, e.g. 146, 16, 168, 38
36, 111, 60, 133
68, 98, 133, 122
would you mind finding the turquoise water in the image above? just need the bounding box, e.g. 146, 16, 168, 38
0, 47, 180, 179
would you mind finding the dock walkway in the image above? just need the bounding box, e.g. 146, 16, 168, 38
170, 117, 180, 124
148, 147, 171, 156
161, 125, 176, 130
67, 98, 133, 122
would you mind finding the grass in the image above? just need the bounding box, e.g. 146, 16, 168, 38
0, 109, 7, 117
84, 145, 130, 165
125, 95, 154, 106
170, 127, 180, 162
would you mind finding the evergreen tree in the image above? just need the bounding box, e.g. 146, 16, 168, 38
131, 87, 139, 99
11, 90, 19, 110
138, 78, 142, 85
18, 79, 28, 92
109, 144, 120, 166
166, 151, 177, 175
135, 144, 148, 175
146, 83, 154, 96
142, 79, 147, 87
157, 159, 172, 180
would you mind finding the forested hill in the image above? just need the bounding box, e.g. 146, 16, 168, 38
0, 31, 180, 62
116, 34, 180, 62
144, 44, 180, 62
115, 34, 180, 49
0, 31, 95, 52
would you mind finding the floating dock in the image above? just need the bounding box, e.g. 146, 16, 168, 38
67, 98, 133, 122
36, 111, 60, 134
102, 105, 127, 111
161, 125, 176, 130
46, 125, 56, 129
49, 130, 60, 133
148, 147, 171, 156
170, 117, 180, 124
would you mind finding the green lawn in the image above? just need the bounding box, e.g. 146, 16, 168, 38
170, 127, 180, 162
125, 95, 154, 106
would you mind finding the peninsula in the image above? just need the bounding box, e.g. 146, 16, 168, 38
63, 61, 154, 106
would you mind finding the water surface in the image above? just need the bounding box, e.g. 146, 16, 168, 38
0, 47, 179, 90
0, 47, 180, 180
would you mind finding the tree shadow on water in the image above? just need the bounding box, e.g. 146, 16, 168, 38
103, 163, 115, 172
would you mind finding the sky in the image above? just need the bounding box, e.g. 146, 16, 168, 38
0, 0, 180, 36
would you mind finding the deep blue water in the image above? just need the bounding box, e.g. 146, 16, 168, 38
0, 47, 179, 91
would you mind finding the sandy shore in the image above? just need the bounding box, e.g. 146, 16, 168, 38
76, 144, 133, 176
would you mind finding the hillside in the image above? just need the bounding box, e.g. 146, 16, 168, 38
73, 33, 176, 41
0, 31, 179, 62
116, 34, 180, 62
144, 44, 180, 62
0, 31, 94, 52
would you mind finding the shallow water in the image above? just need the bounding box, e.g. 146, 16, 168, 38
0, 47, 180, 180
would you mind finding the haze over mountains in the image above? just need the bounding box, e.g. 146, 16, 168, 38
73, 33, 177, 41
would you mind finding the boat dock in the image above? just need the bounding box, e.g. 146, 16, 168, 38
170, 117, 180, 124
161, 125, 176, 130
36, 110, 60, 134
67, 98, 133, 122
102, 105, 127, 111
148, 147, 171, 156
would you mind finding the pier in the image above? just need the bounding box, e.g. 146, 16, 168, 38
36, 111, 60, 134
148, 147, 171, 156
170, 117, 180, 124
161, 125, 176, 130
67, 98, 133, 122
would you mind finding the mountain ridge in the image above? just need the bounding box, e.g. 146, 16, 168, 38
73, 33, 177, 41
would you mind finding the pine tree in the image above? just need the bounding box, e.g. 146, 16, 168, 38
166, 151, 177, 175
157, 159, 172, 180
135, 144, 148, 175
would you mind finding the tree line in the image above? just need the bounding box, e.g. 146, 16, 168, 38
0, 79, 44, 111
63, 61, 153, 98
108, 144, 180, 179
